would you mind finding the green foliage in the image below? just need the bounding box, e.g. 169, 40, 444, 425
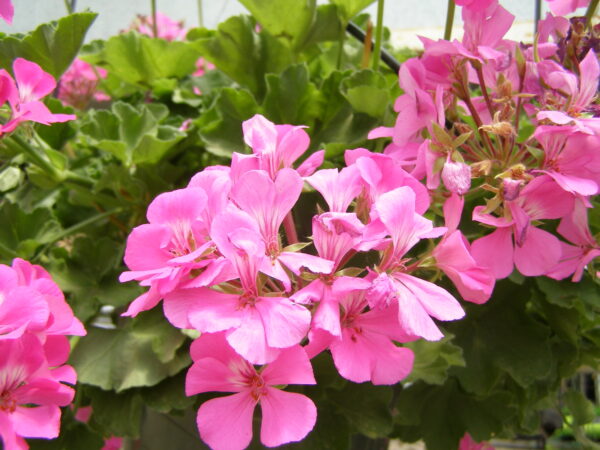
0, 13, 97, 78
80, 101, 186, 166
100, 32, 201, 86
70, 310, 190, 392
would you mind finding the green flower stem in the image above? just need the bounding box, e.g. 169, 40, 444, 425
336, 29, 346, 70
197, 0, 204, 28
9, 135, 62, 181
33, 207, 124, 261
586, 0, 599, 29
444, 0, 456, 41
371, 0, 385, 71
63, 0, 73, 14
151, 0, 158, 38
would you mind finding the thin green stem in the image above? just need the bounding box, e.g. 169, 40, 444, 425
444, 0, 456, 41
63, 0, 73, 14
151, 0, 158, 38
586, 0, 599, 29
336, 30, 346, 70
197, 0, 204, 28
33, 207, 124, 261
371, 0, 385, 71
9, 135, 61, 180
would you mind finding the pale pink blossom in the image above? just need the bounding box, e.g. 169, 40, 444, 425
58, 59, 109, 109
136, 12, 187, 41
186, 333, 316, 450
545, 0, 590, 15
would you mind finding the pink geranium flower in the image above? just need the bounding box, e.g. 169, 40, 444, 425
0, 334, 76, 450
0, 0, 13, 24
366, 187, 465, 341
433, 195, 495, 304
136, 11, 187, 41
186, 333, 317, 450
545, 0, 590, 15
58, 59, 109, 109
472, 175, 574, 278
307, 289, 415, 385
169, 209, 311, 364
0, 259, 85, 339
240, 114, 324, 179
0, 59, 76, 134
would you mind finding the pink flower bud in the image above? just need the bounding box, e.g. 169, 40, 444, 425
502, 178, 523, 201
442, 161, 471, 195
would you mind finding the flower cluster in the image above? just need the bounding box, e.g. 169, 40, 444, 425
58, 59, 109, 110
0, 259, 86, 450
119, 112, 505, 448
0, 58, 76, 135
369, 0, 599, 283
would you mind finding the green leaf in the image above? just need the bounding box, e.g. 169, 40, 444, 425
195, 87, 259, 157
238, 0, 316, 50
102, 32, 200, 86
29, 419, 104, 450
81, 101, 185, 166
85, 386, 144, 437
0, 166, 23, 192
406, 335, 465, 385
564, 390, 596, 426
263, 63, 324, 125
189, 16, 293, 97
340, 69, 390, 118
0, 202, 61, 262
329, 383, 393, 438
298, 5, 345, 49
396, 380, 516, 450
330, 0, 377, 22
0, 13, 97, 78
142, 370, 195, 414
70, 311, 190, 391
449, 280, 553, 394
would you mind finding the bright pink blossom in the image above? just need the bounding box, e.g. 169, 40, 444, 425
1, 59, 76, 134
186, 333, 316, 450
433, 195, 495, 304
367, 187, 465, 341
472, 176, 574, 278
169, 209, 311, 364
307, 289, 414, 385
0, 335, 75, 450
0, 0, 13, 24
241, 114, 323, 179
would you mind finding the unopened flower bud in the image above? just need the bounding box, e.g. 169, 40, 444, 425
502, 178, 523, 201
442, 160, 471, 195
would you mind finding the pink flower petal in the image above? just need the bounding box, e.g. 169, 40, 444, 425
514, 226, 562, 276
260, 388, 316, 447
197, 393, 256, 450
262, 345, 316, 386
